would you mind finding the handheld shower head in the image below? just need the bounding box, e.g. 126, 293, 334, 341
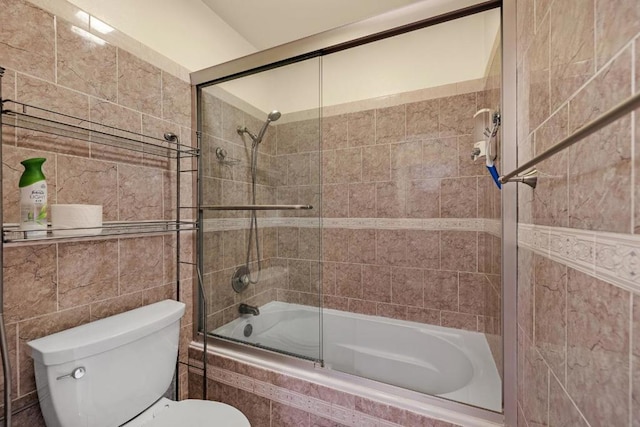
267, 110, 281, 122
255, 110, 281, 144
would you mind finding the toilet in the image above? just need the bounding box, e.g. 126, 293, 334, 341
27, 300, 250, 427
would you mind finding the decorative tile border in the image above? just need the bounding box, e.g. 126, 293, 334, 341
519, 223, 640, 294
187, 363, 405, 427
204, 217, 502, 237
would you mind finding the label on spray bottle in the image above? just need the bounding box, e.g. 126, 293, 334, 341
20, 181, 47, 237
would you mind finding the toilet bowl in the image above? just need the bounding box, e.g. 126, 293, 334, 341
27, 300, 249, 427
125, 398, 249, 427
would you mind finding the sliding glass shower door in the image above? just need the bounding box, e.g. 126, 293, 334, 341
198, 57, 322, 361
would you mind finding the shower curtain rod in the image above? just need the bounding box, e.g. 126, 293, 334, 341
500, 91, 640, 184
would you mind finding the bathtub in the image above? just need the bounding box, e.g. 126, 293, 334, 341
213, 301, 501, 412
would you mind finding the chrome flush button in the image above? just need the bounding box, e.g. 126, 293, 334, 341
56, 366, 86, 380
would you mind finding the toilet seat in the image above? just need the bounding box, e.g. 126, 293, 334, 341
142, 399, 250, 427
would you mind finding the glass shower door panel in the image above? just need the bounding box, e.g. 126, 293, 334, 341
199, 57, 322, 362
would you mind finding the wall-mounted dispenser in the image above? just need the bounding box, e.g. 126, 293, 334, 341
472, 108, 501, 189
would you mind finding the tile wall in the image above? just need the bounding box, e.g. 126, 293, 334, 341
0, 0, 195, 424
202, 83, 502, 337
188, 347, 463, 427
516, 0, 640, 426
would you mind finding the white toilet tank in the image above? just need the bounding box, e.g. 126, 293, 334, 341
28, 299, 186, 427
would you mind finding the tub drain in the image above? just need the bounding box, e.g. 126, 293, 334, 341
243, 324, 253, 337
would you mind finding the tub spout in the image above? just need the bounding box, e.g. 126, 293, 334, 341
238, 303, 260, 316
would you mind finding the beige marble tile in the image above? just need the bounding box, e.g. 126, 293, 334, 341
119, 236, 164, 293
296, 119, 321, 153
376, 105, 405, 145
89, 98, 143, 164
118, 49, 162, 117
376, 302, 407, 321
439, 93, 476, 137
422, 137, 459, 179
90, 292, 144, 321
322, 114, 348, 150
141, 115, 175, 169
18, 306, 90, 395
58, 240, 118, 309
288, 259, 311, 293
362, 265, 391, 303
376, 181, 405, 218
527, 14, 550, 134
549, 0, 595, 110
391, 267, 423, 307
118, 164, 164, 220
535, 0, 552, 28
346, 229, 375, 264
566, 268, 630, 427
534, 255, 566, 382
287, 153, 310, 185
271, 402, 310, 427
3, 245, 56, 324
533, 106, 569, 227
391, 140, 423, 182
362, 144, 390, 182
441, 231, 477, 272
523, 337, 549, 426
458, 273, 486, 316
518, 249, 534, 339
406, 179, 440, 218
424, 270, 458, 311
441, 177, 477, 218
201, 92, 222, 139
0, 0, 54, 82
336, 263, 362, 299
405, 230, 439, 269
162, 71, 192, 128
441, 311, 477, 331
376, 229, 406, 266
568, 48, 632, 233
334, 147, 362, 183
275, 123, 297, 156
406, 99, 439, 140
347, 110, 375, 147
595, 0, 640, 69
299, 227, 320, 261
56, 20, 116, 102
406, 307, 440, 326
277, 227, 299, 259
348, 183, 375, 218
517, 0, 535, 65
568, 115, 631, 233
16, 74, 91, 156
548, 374, 589, 427
1, 69, 17, 146
323, 184, 349, 218
56, 155, 117, 220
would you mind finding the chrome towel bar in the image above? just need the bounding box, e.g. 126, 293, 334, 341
202, 204, 313, 211
500, 91, 640, 185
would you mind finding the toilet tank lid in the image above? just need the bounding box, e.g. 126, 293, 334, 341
27, 300, 186, 366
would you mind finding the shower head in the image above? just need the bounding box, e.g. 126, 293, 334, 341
267, 110, 281, 122
255, 110, 281, 144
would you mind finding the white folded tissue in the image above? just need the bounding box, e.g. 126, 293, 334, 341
51, 204, 103, 236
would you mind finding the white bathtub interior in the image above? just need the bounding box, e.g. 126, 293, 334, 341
213, 301, 501, 412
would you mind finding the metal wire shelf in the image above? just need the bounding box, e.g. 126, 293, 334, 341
2, 220, 198, 244
1, 100, 199, 159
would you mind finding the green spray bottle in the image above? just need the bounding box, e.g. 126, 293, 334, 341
19, 158, 47, 238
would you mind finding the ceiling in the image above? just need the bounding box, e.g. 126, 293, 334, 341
200, 0, 424, 50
